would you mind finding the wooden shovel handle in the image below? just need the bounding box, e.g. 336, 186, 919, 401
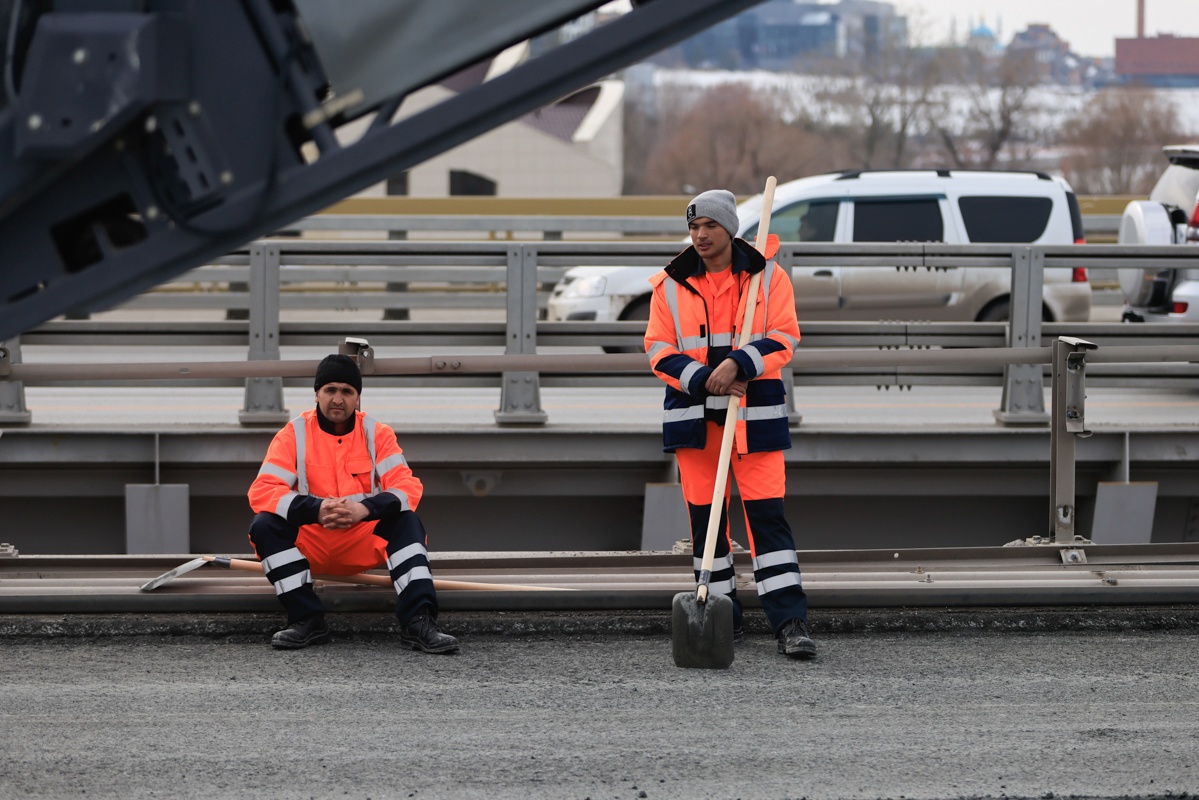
697, 176, 777, 602
207, 556, 566, 592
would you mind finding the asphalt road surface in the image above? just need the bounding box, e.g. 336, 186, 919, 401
2, 617, 1198, 800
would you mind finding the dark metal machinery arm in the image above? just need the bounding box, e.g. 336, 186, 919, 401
0, 0, 763, 342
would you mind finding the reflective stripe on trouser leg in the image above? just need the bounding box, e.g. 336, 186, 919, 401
375, 511, 438, 624
685, 502, 743, 630
247, 511, 323, 624
743, 498, 808, 632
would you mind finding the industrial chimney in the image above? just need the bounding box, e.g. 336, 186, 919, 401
1137, 0, 1145, 38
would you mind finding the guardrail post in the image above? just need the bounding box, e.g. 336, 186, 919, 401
239, 243, 290, 426
1049, 336, 1096, 543
994, 246, 1048, 426
0, 337, 32, 425
496, 244, 547, 425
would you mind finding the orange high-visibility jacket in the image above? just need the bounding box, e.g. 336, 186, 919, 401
248, 408, 422, 534
644, 238, 800, 454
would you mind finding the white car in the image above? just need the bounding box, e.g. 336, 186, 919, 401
548, 170, 1093, 346
1118, 145, 1199, 323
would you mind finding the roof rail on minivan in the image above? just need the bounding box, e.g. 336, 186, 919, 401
833, 168, 1052, 181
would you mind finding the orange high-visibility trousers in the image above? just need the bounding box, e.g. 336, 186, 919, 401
675, 420, 807, 633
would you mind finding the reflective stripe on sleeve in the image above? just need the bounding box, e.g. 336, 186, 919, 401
257, 462, 297, 487
745, 346, 765, 377
679, 361, 703, 393
383, 488, 412, 510
274, 570, 312, 596
274, 491, 299, 519
768, 330, 800, 349
757, 571, 802, 595
376, 453, 408, 475
753, 549, 799, 571
647, 341, 671, 360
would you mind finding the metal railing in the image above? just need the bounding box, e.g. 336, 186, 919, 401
2, 240, 1196, 427
3, 335, 1197, 545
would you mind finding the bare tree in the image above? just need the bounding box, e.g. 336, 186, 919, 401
934, 48, 1044, 169
1059, 88, 1188, 195
813, 38, 948, 169
639, 84, 835, 194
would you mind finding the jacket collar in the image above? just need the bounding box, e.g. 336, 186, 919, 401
315, 405, 357, 435
665, 238, 765, 286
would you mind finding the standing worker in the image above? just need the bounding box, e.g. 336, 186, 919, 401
247, 353, 459, 653
645, 189, 816, 659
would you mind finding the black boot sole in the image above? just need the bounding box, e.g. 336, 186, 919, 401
271, 631, 331, 650
399, 634, 459, 654
777, 641, 817, 659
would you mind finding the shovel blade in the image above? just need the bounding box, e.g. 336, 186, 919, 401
139, 557, 209, 592
671, 590, 735, 669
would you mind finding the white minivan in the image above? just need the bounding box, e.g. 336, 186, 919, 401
547, 169, 1092, 335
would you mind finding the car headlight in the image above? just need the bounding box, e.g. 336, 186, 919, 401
561, 275, 607, 298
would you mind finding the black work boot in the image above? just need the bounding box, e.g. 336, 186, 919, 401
271, 615, 330, 650
776, 618, 817, 659
399, 609, 459, 654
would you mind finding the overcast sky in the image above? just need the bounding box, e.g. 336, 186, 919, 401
893, 0, 1199, 58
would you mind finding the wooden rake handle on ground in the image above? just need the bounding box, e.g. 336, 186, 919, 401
696, 176, 778, 604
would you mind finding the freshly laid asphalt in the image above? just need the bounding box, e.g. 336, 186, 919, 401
3, 609, 1198, 800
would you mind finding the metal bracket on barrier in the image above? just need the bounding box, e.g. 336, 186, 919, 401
1049, 336, 1097, 543
1064, 350, 1092, 437
340, 337, 375, 374
0, 338, 32, 425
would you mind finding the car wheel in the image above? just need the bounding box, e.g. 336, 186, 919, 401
1118, 201, 1176, 308
975, 299, 1052, 322
976, 299, 1010, 322
602, 296, 652, 354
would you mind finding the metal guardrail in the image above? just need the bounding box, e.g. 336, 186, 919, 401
1, 240, 1196, 427
3, 335, 1197, 546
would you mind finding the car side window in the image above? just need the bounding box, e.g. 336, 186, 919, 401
958, 196, 1053, 242
745, 199, 838, 243
852, 197, 944, 242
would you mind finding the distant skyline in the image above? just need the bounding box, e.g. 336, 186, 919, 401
600, 1, 1199, 61
893, 0, 1199, 58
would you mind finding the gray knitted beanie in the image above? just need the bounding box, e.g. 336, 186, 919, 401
685, 189, 739, 238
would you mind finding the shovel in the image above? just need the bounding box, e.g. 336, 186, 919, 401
672, 176, 778, 670
140, 555, 567, 592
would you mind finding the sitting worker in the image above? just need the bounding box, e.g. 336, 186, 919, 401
246, 353, 458, 653
644, 189, 816, 659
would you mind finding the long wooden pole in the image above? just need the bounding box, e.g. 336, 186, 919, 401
696, 176, 777, 604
